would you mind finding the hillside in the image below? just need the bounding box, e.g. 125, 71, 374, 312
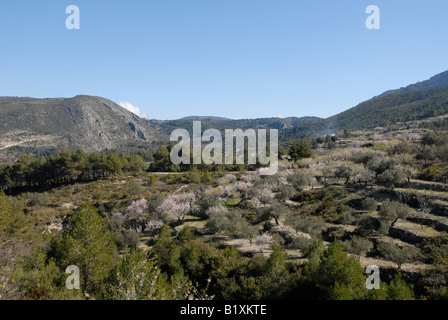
150, 116, 322, 136
282, 76, 448, 141
0, 95, 166, 162
377, 70, 448, 98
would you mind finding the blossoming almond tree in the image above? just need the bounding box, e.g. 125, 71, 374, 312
156, 193, 195, 223
255, 234, 274, 253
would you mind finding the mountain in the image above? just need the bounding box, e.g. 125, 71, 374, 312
150, 116, 322, 136
376, 70, 448, 98
177, 116, 232, 121
3, 69, 448, 161
0, 95, 165, 162
282, 71, 448, 141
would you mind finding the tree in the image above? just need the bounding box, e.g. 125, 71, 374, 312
156, 193, 195, 223
151, 225, 184, 276
334, 164, 354, 185
342, 236, 373, 261
0, 192, 36, 299
287, 172, 311, 192
51, 204, 117, 292
288, 140, 313, 161
258, 203, 291, 225
275, 185, 296, 201
261, 247, 292, 297
108, 249, 192, 300
285, 214, 327, 239
386, 273, 415, 300
255, 234, 274, 252
124, 198, 148, 229
378, 242, 421, 270
376, 168, 407, 190
150, 146, 174, 172
306, 241, 367, 300
378, 200, 413, 232
361, 198, 377, 211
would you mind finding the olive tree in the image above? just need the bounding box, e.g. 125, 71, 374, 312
342, 236, 373, 260
378, 200, 413, 233
378, 242, 421, 270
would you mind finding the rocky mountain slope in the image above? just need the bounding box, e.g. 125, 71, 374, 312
0, 95, 165, 161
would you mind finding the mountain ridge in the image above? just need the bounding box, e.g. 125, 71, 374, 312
0, 95, 164, 162
376, 70, 448, 98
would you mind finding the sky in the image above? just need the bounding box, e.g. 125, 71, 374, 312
0, 1, 447, 120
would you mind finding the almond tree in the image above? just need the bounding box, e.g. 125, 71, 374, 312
156, 193, 195, 223
413, 194, 432, 229
125, 198, 148, 230
255, 234, 274, 252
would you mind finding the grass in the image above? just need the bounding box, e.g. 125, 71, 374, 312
223, 197, 241, 209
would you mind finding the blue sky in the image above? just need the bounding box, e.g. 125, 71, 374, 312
0, 1, 447, 120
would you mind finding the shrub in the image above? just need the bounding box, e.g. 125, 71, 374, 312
361, 198, 377, 211
342, 236, 373, 260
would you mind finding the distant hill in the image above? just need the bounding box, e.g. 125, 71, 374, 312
150, 116, 322, 136
177, 116, 232, 121
376, 70, 448, 98
0, 95, 165, 162
3, 69, 448, 161
282, 71, 448, 141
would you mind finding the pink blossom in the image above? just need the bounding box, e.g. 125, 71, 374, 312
125, 199, 148, 220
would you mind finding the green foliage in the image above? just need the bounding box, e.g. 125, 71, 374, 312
258, 202, 291, 225
334, 163, 354, 184
285, 214, 327, 239
305, 241, 367, 300
261, 247, 293, 298
275, 184, 296, 201
107, 249, 200, 300
421, 236, 448, 265
206, 209, 257, 240
288, 140, 313, 161
0, 150, 148, 190
287, 172, 311, 192
51, 203, 118, 293
378, 200, 413, 231
376, 168, 407, 189
342, 236, 374, 260
386, 273, 415, 300
378, 242, 421, 270
361, 198, 378, 211
18, 249, 82, 300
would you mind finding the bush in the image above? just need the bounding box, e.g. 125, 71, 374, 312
287, 172, 311, 192
26, 192, 51, 207
275, 185, 296, 201
125, 180, 143, 196
342, 236, 373, 260
289, 140, 313, 161
376, 168, 407, 189
361, 198, 377, 211
123, 229, 140, 249
287, 236, 313, 255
